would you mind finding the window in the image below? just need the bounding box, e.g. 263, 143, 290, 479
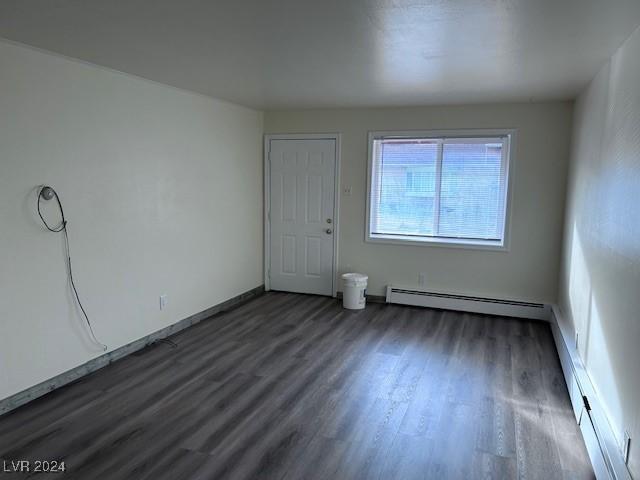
367, 130, 512, 248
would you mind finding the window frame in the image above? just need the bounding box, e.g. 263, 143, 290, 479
365, 129, 516, 251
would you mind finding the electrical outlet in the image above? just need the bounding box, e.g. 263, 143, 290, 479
418, 272, 426, 287
623, 431, 631, 464
343, 186, 353, 196
159, 294, 168, 311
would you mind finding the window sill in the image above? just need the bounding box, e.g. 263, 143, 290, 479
366, 233, 508, 251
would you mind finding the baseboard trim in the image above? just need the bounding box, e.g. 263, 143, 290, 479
550, 305, 632, 480
0, 285, 265, 416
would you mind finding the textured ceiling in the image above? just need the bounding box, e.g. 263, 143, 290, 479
1, 0, 639, 109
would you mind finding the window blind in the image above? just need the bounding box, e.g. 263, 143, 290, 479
369, 135, 509, 243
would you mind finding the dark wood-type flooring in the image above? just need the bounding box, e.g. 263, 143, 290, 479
0, 292, 593, 479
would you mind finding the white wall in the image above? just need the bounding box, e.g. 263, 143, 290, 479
0, 41, 264, 401
559, 25, 640, 477
265, 103, 573, 302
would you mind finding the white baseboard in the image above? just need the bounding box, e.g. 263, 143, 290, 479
550, 305, 632, 480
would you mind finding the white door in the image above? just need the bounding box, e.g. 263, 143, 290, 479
268, 138, 337, 296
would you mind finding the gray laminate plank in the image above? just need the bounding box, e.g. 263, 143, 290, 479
0, 293, 593, 480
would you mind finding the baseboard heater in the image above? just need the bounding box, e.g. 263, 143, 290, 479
385, 285, 551, 321
551, 306, 632, 480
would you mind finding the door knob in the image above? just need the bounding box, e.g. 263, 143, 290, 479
325, 229, 333, 234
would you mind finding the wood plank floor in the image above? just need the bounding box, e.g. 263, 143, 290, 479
0, 292, 593, 479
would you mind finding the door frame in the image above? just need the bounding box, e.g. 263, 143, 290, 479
264, 133, 341, 297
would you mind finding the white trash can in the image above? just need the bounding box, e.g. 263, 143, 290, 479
342, 273, 368, 310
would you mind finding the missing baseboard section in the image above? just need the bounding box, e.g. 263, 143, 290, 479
0, 285, 265, 416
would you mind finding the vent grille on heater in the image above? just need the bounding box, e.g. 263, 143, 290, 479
386, 286, 550, 320
389, 288, 545, 308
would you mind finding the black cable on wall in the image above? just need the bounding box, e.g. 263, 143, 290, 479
37, 185, 107, 351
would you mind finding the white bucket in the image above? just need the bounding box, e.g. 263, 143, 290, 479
342, 273, 368, 310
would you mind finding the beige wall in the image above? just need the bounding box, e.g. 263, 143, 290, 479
265, 102, 573, 302
0, 41, 264, 400
559, 25, 640, 477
